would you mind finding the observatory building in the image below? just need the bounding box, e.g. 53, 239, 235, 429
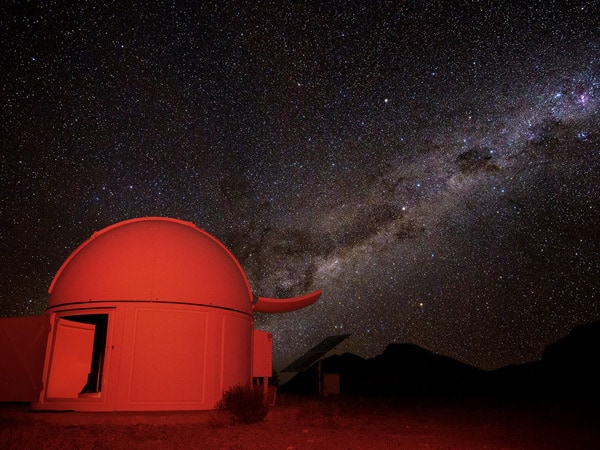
0, 217, 320, 411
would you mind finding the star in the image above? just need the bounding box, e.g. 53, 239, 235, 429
1, 1, 599, 372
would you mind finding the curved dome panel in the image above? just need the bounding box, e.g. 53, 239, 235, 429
48, 217, 253, 313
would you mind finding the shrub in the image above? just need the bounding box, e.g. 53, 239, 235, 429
215, 384, 270, 424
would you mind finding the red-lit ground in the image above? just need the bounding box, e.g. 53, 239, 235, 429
1, 396, 599, 449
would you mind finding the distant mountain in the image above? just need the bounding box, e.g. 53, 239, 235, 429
487, 320, 600, 399
280, 321, 600, 400
536, 321, 600, 398
280, 342, 484, 397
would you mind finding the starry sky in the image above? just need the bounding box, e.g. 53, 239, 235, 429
1, 1, 599, 371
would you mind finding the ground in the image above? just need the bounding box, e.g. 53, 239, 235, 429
1, 396, 599, 449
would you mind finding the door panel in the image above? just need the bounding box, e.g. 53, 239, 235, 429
47, 318, 95, 398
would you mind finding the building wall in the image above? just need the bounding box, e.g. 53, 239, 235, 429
0, 315, 51, 402
32, 301, 253, 411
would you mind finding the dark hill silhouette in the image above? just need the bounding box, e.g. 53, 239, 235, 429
280, 321, 600, 400
487, 321, 600, 399
538, 321, 600, 399
280, 342, 484, 397
360, 343, 483, 397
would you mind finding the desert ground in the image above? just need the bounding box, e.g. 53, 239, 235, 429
1, 396, 599, 449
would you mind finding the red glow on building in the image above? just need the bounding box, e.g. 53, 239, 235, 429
0, 217, 320, 411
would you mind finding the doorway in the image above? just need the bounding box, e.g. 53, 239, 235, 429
46, 313, 109, 398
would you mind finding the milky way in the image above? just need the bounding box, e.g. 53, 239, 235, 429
1, 1, 599, 370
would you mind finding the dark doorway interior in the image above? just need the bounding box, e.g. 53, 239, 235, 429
65, 314, 108, 394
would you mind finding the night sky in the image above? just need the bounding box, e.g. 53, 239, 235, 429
2, 1, 599, 371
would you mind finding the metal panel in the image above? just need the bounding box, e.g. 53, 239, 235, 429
47, 318, 95, 398
282, 334, 350, 372
253, 290, 321, 313
0, 315, 51, 402
129, 309, 207, 403
220, 314, 253, 391
252, 330, 272, 378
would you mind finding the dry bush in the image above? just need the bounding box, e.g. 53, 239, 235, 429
215, 384, 269, 424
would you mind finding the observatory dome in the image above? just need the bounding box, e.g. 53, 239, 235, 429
48, 217, 253, 314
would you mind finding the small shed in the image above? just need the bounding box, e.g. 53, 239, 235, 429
0, 217, 320, 411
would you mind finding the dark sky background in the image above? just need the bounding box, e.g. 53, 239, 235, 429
1, 1, 599, 371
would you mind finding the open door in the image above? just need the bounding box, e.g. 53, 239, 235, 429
46, 318, 95, 398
